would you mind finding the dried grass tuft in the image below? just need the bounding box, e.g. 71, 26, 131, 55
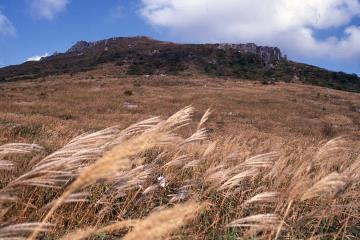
240, 152, 278, 169
219, 168, 259, 190
0, 143, 43, 155
0, 160, 15, 171
180, 128, 208, 146
60, 220, 137, 240
123, 202, 202, 240
0, 222, 53, 239
198, 108, 211, 130
243, 192, 279, 205
301, 172, 349, 201
227, 214, 280, 229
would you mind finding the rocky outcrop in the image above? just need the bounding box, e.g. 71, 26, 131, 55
217, 43, 284, 66
67, 41, 97, 53
67, 36, 157, 54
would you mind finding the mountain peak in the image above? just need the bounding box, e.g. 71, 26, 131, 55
67, 40, 93, 53
67, 36, 159, 53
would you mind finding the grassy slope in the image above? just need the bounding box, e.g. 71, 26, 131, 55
0, 70, 360, 239
0, 69, 359, 145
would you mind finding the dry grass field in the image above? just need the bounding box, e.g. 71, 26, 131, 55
0, 67, 360, 239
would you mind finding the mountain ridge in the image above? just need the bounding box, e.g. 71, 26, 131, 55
0, 36, 359, 92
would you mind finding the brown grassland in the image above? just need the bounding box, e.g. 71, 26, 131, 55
0, 66, 360, 239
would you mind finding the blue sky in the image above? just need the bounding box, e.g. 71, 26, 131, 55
1, 0, 360, 75
0, 0, 160, 66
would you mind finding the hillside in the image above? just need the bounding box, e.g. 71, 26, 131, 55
0, 36, 359, 92
1, 37, 359, 240
1, 69, 360, 239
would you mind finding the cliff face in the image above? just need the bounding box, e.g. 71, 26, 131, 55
217, 43, 284, 66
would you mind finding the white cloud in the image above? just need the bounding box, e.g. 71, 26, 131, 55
26, 53, 50, 62
0, 11, 16, 36
30, 0, 69, 20
140, 0, 360, 59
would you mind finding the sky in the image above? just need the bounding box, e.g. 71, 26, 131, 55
1, 0, 360, 75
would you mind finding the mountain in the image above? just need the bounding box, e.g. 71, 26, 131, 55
1, 36, 359, 92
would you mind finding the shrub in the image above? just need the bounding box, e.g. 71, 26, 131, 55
133, 80, 141, 87
123, 90, 133, 96
321, 123, 336, 137
59, 114, 74, 120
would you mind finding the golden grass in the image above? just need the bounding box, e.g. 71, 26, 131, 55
0, 72, 359, 239
60, 220, 137, 240
0, 107, 355, 239
28, 108, 191, 240
123, 202, 202, 240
